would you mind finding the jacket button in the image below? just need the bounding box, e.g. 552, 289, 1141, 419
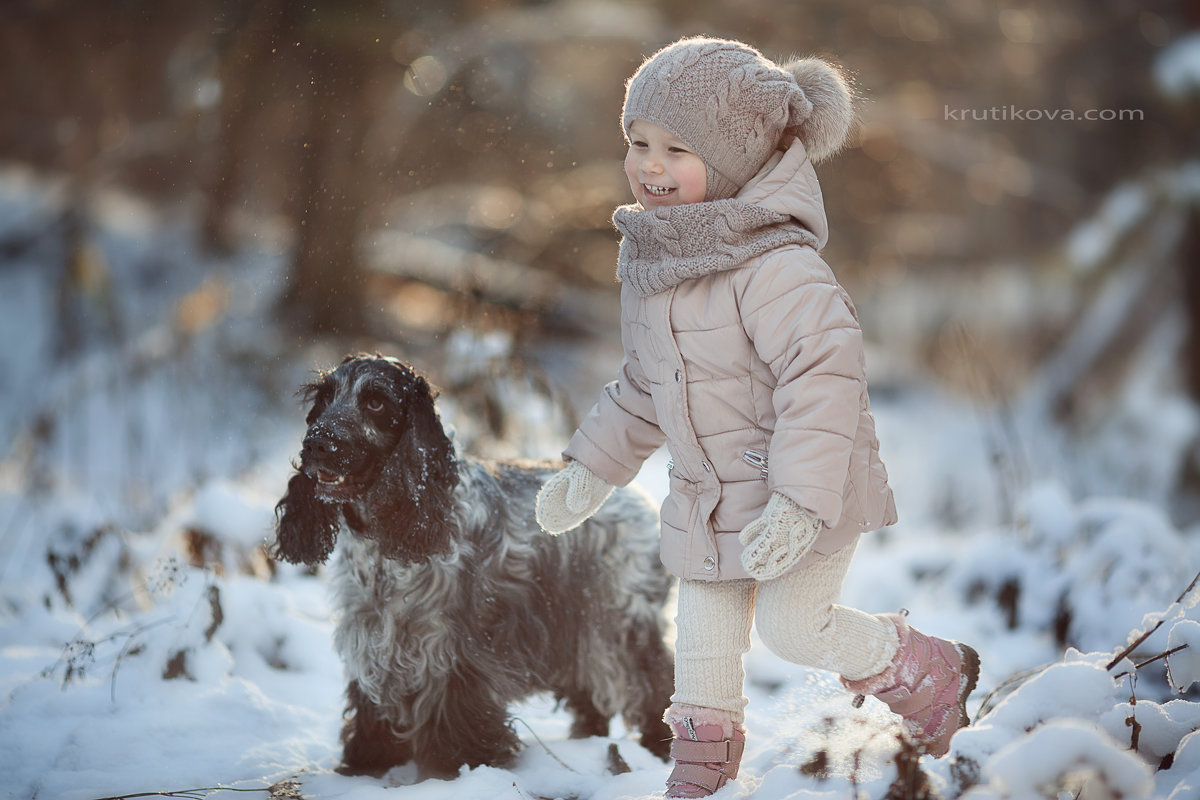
701, 461, 711, 472
674, 369, 682, 382
703, 556, 715, 571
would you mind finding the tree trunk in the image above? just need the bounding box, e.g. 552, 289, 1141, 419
1182, 204, 1200, 401
282, 37, 369, 336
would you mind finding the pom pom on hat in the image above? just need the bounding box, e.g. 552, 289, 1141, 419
782, 57, 855, 164
622, 37, 855, 199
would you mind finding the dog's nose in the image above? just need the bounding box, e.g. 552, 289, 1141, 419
302, 430, 339, 458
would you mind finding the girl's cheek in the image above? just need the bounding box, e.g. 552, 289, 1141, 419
624, 151, 639, 178
623, 155, 643, 201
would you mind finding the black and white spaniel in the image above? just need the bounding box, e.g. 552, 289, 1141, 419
272, 354, 674, 777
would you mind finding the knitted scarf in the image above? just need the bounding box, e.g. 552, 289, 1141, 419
613, 199, 819, 297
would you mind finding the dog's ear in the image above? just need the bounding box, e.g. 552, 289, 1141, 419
300, 371, 335, 427
359, 370, 459, 561
273, 471, 340, 565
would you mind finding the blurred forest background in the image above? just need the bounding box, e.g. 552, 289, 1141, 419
6, 6, 1200, 796
1, 0, 1199, 522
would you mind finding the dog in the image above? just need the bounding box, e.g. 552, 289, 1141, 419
272, 354, 674, 777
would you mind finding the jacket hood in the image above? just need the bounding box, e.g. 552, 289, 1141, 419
736, 138, 829, 249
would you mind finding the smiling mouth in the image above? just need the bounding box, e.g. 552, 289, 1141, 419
311, 468, 367, 500
643, 184, 674, 197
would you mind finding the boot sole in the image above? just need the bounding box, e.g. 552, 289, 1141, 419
954, 641, 981, 729
924, 641, 980, 758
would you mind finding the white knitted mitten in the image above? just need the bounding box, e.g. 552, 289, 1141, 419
535, 460, 615, 534
739, 493, 823, 580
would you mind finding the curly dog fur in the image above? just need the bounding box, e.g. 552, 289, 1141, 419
273, 354, 674, 777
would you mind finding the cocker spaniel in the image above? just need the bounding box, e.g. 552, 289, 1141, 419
272, 354, 674, 777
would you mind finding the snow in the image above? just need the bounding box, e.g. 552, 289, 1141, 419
1101, 698, 1200, 763
974, 719, 1153, 799
1066, 182, 1147, 272
1169, 621, 1200, 693
1, 167, 1198, 800
1166, 731, 1200, 799
1156, 32, 1200, 99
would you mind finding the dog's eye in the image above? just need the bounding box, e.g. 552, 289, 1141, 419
365, 397, 385, 413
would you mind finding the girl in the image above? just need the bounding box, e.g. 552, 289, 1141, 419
535, 36, 979, 798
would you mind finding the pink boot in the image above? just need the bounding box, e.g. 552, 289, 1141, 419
663, 705, 746, 798
840, 614, 980, 758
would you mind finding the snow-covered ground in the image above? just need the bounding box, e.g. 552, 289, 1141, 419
1, 166, 1198, 800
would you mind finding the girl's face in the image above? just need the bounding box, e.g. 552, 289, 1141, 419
624, 119, 708, 209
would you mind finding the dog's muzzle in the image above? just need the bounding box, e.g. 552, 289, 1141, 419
302, 430, 370, 501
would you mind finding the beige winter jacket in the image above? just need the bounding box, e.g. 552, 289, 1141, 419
565, 140, 897, 581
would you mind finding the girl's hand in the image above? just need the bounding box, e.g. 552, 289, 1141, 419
535, 460, 615, 534
739, 493, 822, 580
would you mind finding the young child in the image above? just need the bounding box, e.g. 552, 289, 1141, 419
535, 36, 980, 797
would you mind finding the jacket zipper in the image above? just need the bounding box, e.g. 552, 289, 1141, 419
743, 449, 769, 480
670, 452, 768, 480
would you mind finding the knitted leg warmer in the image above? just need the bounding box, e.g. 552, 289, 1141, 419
671, 578, 757, 720
754, 538, 900, 680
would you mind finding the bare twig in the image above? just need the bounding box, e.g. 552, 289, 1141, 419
1128, 708, 1142, 752
1136, 643, 1189, 670
1124, 673, 1143, 753
849, 747, 862, 800
511, 716, 579, 774
978, 572, 1198, 722
1111, 643, 1191, 681
110, 630, 147, 703
973, 663, 1054, 723
89, 785, 280, 800
45, 616, 176, 689
1106, 570, 1200, 671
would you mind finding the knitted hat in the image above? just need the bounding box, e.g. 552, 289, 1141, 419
622, 37, 855, 200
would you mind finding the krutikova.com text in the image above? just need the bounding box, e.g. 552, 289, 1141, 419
945, 105, 1144, 122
